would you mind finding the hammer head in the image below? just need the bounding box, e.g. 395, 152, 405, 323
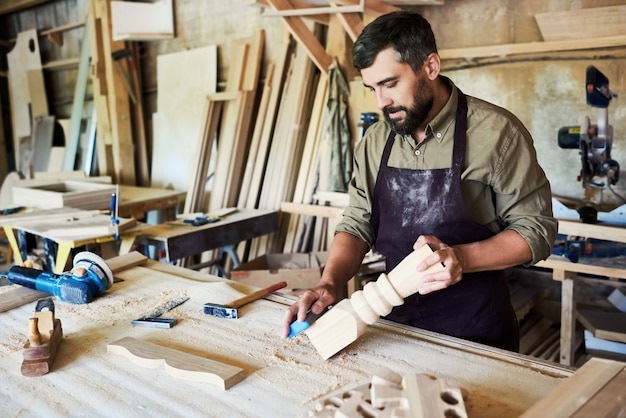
111, 49, 131, 61
203, 303, 238, 319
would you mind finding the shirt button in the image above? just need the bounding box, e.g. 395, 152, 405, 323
436, 132, 442, 138
414, 149, 421, 156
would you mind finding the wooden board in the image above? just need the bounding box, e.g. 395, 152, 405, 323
107, 336, 246, 390
208, 32, 264, 211
111, 0, 174, 41
535, 6, 626, 42
12, 180, 116, 210
577, 310, 626, 344
7, 29, 48, 169
151, 45, 217, 192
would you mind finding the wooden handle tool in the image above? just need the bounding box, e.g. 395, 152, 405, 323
203, 281, 287, 319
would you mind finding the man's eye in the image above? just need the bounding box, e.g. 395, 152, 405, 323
384, 82, 396, 89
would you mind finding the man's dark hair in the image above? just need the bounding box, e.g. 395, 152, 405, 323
352, 11, 438, 73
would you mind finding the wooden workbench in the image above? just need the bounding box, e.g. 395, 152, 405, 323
0, 259, 575, 417
132, 208, 278, 265
536, 219, 626, 366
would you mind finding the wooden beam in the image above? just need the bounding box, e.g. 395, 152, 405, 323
439, 35, 626, 61
262, 0, 363, 16
266, 0, 333, 75
331, 1, 364, 42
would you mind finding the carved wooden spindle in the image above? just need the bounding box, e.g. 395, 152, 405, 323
306, 245, 445, 359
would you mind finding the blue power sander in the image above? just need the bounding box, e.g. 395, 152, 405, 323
1, 252, 114, 304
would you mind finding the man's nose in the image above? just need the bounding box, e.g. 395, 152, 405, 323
376, 91, 392, 110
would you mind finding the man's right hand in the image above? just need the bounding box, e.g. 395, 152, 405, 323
281, 285, 336, 338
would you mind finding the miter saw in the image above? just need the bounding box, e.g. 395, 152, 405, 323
557, 65, 621, 223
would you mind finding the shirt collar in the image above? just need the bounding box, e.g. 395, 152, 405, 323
425, 76, 457, 144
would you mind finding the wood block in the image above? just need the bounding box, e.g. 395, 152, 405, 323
306, 245, 443, 359
306, 298, 368, 360
107, 337, 246, 390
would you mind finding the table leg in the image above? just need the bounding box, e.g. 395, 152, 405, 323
55, 244, 72, 274
556, 269, 578, 366
2, 226, 23, 265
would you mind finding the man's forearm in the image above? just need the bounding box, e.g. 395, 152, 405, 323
319, 232, 369, 293
454, 229, 532, 273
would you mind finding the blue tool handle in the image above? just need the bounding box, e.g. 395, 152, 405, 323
8, 266, 92, 304
288, 307, 331, 338
288, 320, 311, 338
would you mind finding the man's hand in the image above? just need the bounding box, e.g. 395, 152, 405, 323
413, 235, 465, 295
281, 285, 337, 338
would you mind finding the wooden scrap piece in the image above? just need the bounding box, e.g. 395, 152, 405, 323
402, 373, 467, 418
311, 371, 467, 417
107, 337, 246, 390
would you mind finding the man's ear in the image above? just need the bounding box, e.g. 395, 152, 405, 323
423, 53, 441, 80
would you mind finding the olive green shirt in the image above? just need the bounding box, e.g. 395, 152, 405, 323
336, 79, 557, 265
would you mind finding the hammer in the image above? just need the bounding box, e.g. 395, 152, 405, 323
203, 281, 287, 319
111, 49, 137, 104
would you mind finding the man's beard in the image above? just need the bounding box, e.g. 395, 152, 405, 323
383, 79, 433, 136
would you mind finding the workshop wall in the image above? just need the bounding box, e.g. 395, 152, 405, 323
1, 0, 625, 212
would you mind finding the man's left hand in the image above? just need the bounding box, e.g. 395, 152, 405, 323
413, 235, 464, 294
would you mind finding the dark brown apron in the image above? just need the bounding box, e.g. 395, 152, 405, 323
370, 90, 519, 351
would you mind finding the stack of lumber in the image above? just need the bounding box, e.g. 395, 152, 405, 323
88, 0, 147, 185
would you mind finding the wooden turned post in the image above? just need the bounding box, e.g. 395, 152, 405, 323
306, 245, 444, 359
